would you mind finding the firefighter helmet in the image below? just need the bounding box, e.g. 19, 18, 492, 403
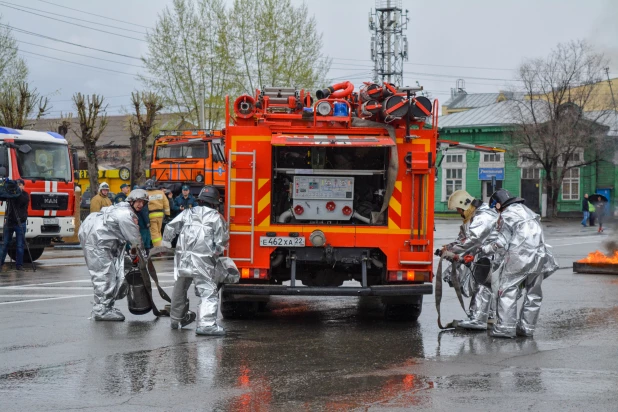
198, 185, 220, 206
447, 190, 475, 211
126, 189, 149, 203
144, 179, 156, 190
99, 182, 110, 192
489, 189, 524, 211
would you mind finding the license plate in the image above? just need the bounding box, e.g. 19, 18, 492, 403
259, 236, 305, 247
43, 218, 59, 225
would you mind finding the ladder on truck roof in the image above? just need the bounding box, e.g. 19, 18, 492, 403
227, 149, 256, 263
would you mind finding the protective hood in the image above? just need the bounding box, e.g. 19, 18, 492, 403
490, 203, 559, 279
162, 205, 229, 280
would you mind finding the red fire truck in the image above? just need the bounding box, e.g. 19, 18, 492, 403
0, 128, 76, 262
221, 82, 438, 320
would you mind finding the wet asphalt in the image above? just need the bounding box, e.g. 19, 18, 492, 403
0, 220, 617, 411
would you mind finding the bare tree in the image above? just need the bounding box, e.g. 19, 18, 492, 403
509, 40, 612, 217
73, 93, 108, 195
128, 91, 164, 187
0, 82, 49, 129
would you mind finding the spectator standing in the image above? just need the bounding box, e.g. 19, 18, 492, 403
114, 184, 130, 204
144, 179, 170, 247
90, 182, 112, 213
589, 200, 596, 226
0, 179, 30, 271
172, 185, 198, 217
581, 193, 589, 227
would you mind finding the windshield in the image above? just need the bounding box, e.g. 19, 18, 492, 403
15, 141, 71, 182
156, 142, 209, 160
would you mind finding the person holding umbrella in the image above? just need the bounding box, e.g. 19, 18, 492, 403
588, 193, 609, 233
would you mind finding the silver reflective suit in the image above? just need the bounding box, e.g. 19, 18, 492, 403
482, 203, 559, 337
444, 204, 499, 329
79, 203, 143, 319
162, 206, 230, 332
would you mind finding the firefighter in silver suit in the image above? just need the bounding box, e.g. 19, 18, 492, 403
482, 189, 559, 338
161, 185, 237, 336
78, 190, 149, 321
443, 190, 499, 330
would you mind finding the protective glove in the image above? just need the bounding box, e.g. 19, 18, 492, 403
481, 243, 495, 255
160, 240, 173, 249
441, 250, 459, 262
463, 255, 474, 265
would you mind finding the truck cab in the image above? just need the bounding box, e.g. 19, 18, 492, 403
0, 128, 76, 262
150, 130, 226, 196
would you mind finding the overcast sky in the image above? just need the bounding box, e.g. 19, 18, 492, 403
2, 0, 617, 118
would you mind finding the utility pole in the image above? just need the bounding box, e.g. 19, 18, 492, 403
199, 83, 205, 129
369, 0, 409, 86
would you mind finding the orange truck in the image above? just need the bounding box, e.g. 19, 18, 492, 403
220, 82, 439, 320
150, 129, 226, 195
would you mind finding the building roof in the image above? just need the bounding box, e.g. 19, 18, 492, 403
585, 111, 618, 137
442, 91, 526, 110
28, 113, 189, 148
438, 100, 521, 128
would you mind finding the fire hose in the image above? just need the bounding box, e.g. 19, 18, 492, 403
434, 249, 467, 330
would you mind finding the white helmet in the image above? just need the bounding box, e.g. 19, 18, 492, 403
99, 182, 110, 192
126, 189, 149, 203
447, 189, 474, 211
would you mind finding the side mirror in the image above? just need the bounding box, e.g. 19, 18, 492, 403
18, 144, 32, 154
74, 170, 79, 180
0, 166, 6, 177
72, 151, 79, 169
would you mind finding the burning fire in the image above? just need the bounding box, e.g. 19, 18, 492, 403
577, 250, 618, 264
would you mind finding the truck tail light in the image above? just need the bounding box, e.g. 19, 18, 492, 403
241, 268, 269, 279
294, 204, 304, 215
388, 270, 417, 282
342, 206, 352, 216
325, 201, 336, 211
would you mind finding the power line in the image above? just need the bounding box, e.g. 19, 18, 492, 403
34, 0, 152, 30
16, 40, 145, 68
0, 23, 141, 60
19, 50, 151, 80
0, 2, 147, 42
0, 1, 147, 35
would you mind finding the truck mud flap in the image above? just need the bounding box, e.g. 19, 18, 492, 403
222, 284, 433, 297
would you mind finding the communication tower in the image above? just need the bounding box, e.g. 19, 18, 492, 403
369, 0, 409, 86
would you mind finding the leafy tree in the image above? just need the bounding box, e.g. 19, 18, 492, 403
509, 40, 612, 217
73, 93, 108, 195
141, 0, 330, 128
228, 0, 330, 94
141, 0, 233, 129
128, 91, 164, 187
0, 16, 27, 90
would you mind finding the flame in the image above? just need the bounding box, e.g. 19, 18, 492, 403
578, 250, 618, 264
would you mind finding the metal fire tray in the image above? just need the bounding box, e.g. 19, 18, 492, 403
573, 261, 618, 275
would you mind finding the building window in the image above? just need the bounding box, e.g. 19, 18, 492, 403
562, 168, 580, 200
445, 169, 463, 198
483, 153, 501, 163
445, 153, 463, 163
561, 152, 582, 163
521, 168, 540, 180
442, 150, 466, 201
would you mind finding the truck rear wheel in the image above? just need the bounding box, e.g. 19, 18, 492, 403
221, 298, 259, 319
384, 296, 423, 321
8, 246, 45, 263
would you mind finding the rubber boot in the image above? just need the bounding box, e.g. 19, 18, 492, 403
457, 285, 491, 330
93, 307, 125, 321
171, 310, 197, 329
196, 324, 226, 336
